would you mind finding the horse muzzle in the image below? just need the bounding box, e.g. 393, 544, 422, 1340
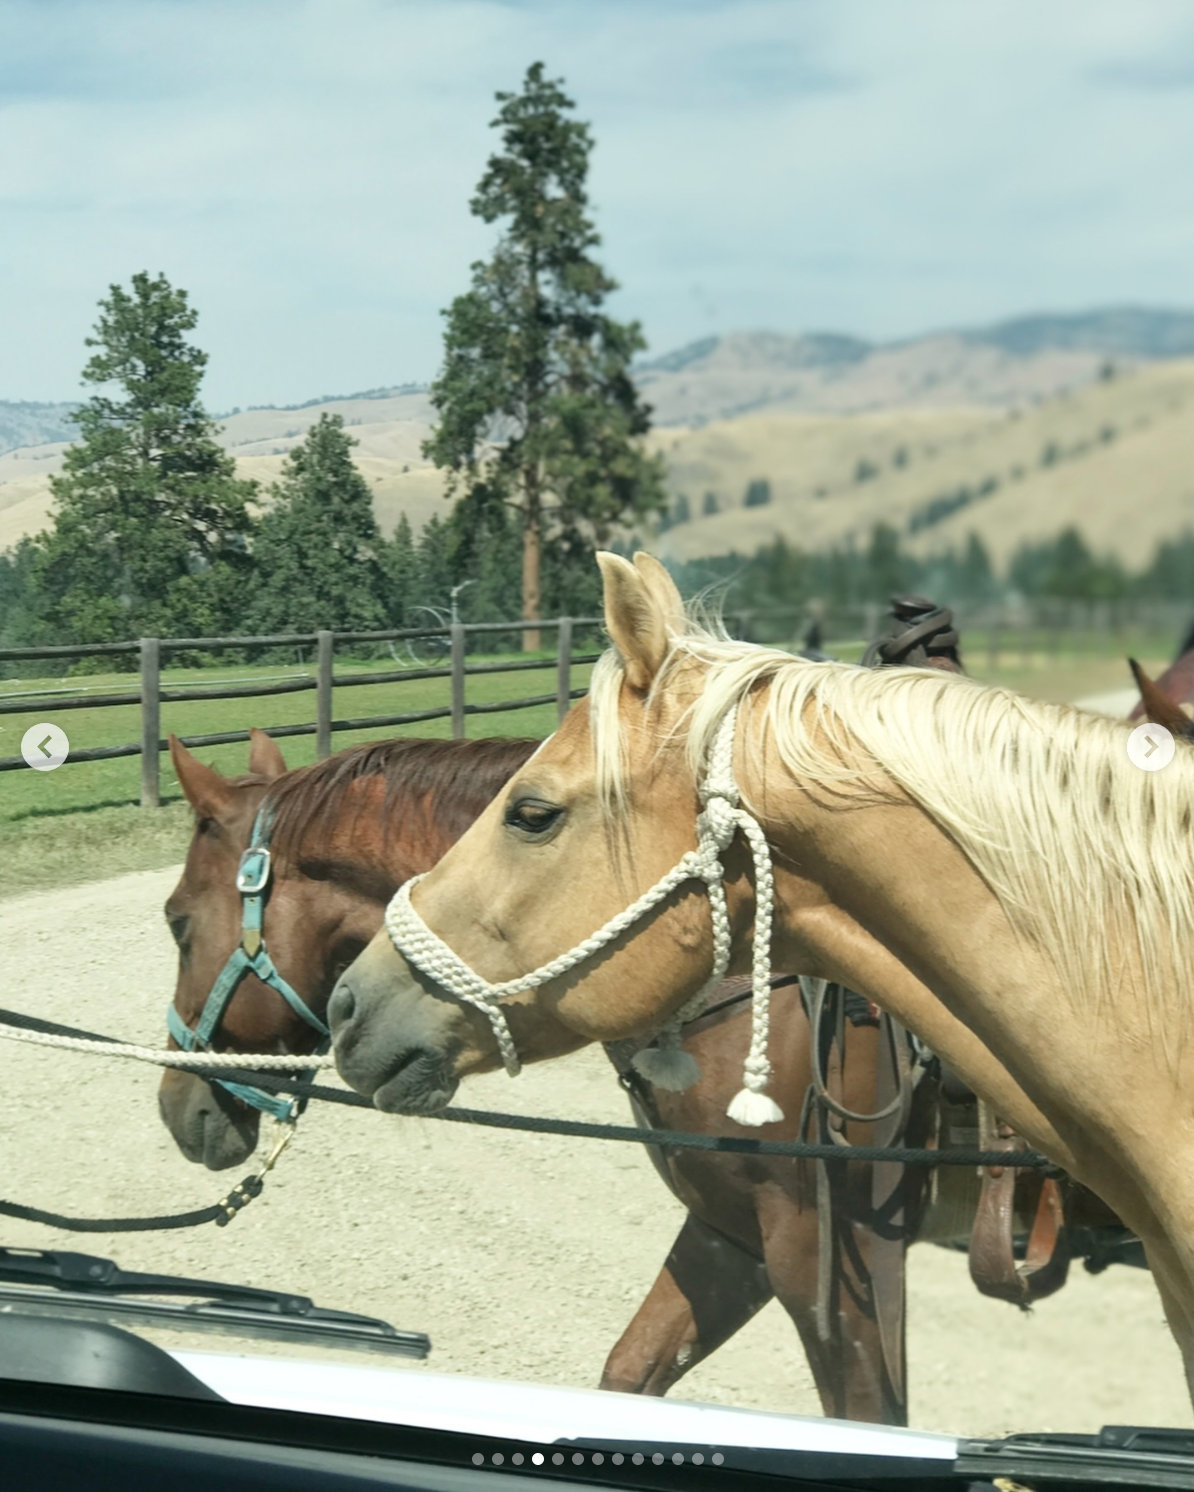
158, 1068, 261, 1170
329, 942, 461, 1114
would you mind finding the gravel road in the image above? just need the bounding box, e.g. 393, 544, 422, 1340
0, 866, 1188, 1436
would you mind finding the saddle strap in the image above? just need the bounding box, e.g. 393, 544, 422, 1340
807, 983, 912, 1417
968, 1103, 1070, 1307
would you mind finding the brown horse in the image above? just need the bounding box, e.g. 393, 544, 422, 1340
161, 730, 931, 1422
329, 551, 1194, 1406
1128, 617, 1194, 722
159, 733, 535, 1169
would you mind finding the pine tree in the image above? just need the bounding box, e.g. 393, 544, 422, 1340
423, 63, 666, 647
864, 523, 907, 601
40, 272, 255, 645
251, 414, 388, 631
383, 513, 421, 624
959, 532, 995, 601
414, 515, 455, 616
744, 479, 772, 508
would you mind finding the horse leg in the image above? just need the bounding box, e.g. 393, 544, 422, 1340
599, 1212, 773, 1395
757, 1169, 907, 1426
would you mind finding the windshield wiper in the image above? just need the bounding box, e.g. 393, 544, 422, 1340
0, 1247, 430, 1360
956, 1424, 1194, 1489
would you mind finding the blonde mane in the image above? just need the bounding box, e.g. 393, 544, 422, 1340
590, 615, 1194, 1040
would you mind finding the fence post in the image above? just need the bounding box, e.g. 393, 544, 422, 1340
316, 630, 334, 760
556, 617, 573, 725
451, 623, 466, 740
139, 637, 160, 809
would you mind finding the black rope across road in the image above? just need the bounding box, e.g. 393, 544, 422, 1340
224, 1067, 1061, 1171
0, 1006, 1059, 1234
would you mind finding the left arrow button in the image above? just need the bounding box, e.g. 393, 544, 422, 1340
21, 722, 70, 772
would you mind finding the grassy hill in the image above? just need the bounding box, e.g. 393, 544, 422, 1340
0, 388, 449, 553
651, 361, 1194, 571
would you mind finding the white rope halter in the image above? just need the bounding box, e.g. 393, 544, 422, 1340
383, 705, 785, 1127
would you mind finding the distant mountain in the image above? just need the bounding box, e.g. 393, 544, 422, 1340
639, 331, 869, 376
212, 381, 427, 419
0, 386, 432, 460
963, 307, 1194, 359
0, 400, 76, 454
634, 307, 1194, 426
9, 307, 1194, 460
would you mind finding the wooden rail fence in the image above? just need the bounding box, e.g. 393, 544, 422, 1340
3, 598, 1187, 806
0, 618, 605, 807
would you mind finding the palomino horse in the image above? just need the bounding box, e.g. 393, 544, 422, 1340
160, 729, 931, 1421
330, 551, 1194, 1406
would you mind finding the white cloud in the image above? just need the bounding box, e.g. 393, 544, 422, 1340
4, 0, 1194, 406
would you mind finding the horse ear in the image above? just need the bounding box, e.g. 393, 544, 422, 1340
633, 552, 685, 634
598, 551, 669, 692
1128, 659, 1194, 739
248, 727, 288, 780
169, 734, 236, 820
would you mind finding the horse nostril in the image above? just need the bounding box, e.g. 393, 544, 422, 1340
328, 977, 357, 1031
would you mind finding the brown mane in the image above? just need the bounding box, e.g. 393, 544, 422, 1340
263, 736, 538, 867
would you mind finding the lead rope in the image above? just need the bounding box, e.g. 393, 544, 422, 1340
383, 705, 786, 1127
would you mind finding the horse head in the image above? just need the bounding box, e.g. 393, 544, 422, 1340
329, 553, 763, 1115
161, 731, 541, 1167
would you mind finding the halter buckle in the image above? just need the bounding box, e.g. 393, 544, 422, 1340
236, 847, 272, 895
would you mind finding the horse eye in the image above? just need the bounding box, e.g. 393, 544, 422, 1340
166, 912, 191, 948
504, 800, 562, 836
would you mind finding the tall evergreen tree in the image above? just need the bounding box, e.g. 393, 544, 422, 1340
0, 538, 47, 652
40, 272, 255, 644
864, 522, 908, 601
423, 62, 666, 647
414, 515, 455, 618
251, 414, 389, 631
382, 513, 421, 623
959, 531, 995, 601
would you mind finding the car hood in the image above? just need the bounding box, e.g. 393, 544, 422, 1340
171, 1349, 957, 1461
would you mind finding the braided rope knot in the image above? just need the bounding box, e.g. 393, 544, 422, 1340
383, 704, 786, 1126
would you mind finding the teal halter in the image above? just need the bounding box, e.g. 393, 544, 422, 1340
167, 804, 331, 1122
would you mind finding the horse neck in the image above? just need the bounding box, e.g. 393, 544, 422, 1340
276, 738, 538, 895
732, 707, 1079, 1162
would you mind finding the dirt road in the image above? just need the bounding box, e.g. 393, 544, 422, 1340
0, 866, 1187, 1436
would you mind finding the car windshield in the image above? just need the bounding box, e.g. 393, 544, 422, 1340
2, 0, 1193, 1463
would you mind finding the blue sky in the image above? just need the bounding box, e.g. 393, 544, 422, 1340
4, 0, 1194, 408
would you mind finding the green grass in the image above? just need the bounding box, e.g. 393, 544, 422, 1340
0, 801, 194, 902
958, 624, 1172, 702
0, 625, 1171, 901
0, 652, 592, 899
